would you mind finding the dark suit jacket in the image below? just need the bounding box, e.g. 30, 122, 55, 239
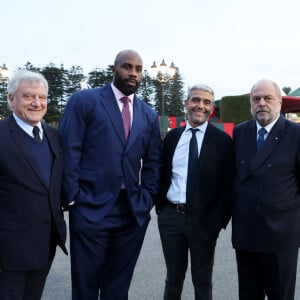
0, 115, 67, 271
59, 84, 162, 226
232, 116, 300, 252
155, 123, 234, 241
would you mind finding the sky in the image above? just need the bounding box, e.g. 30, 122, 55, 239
1, 0, 300, 99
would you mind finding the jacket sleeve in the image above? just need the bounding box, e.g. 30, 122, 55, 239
58, 91, 91, 207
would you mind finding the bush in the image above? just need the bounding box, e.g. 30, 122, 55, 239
220, 94, 252, 124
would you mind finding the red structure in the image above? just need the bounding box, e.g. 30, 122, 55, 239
160, 95, 300, 139
281, 96, 300, 113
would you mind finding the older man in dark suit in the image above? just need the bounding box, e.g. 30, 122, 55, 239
232, 79, 300, 300
0, 70, 67, 300
156, 84, 234, 300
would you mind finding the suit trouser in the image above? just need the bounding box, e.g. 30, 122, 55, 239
69, 190, 150, 300
236, 248, 299, 300
0, 253, 54, 300
158, 204, 216, 300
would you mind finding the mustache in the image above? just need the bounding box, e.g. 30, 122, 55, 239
125, 78, 138, 84
256, 109, 269, 113
191, 107, 207, 113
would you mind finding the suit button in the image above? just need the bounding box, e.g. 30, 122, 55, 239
256, 206, 260, 211
241, 160, 245, 164
267, 163, 272, 168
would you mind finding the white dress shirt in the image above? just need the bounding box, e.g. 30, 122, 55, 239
167, 121, 208, 204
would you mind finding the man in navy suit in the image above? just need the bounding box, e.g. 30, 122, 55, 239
0, 70, 67, 300
155, 84, 234, 300
232, 79, 300, 300
59, 49, 162, 300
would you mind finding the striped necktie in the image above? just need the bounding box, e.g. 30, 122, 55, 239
120, 97, 131, 141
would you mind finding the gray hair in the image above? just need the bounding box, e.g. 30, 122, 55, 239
7, 70, 48, 96
187, 84, 215, 101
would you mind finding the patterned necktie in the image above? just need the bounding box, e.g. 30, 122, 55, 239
186, 128, 199, 207
33, 126, 42, 143
257, 127, 267, 150
120, 97, 131, 141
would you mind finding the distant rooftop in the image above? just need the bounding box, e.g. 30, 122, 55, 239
289, 87, 300, 96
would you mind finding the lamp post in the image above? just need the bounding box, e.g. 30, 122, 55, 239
150, 59, 176, 137
0, 64, 8, 82
0, 64, 9, 119
80, 81, 91, 90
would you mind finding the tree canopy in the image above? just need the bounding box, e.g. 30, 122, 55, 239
0, 62, 186, 127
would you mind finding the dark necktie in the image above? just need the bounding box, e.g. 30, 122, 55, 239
120, 97, 131, 141
186, 128, 199, 207
33, 126, 42, 143
257, 127, 267, 150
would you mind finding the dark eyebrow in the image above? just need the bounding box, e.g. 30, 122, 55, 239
122, 63, 143, 69
191, 97, 212, 102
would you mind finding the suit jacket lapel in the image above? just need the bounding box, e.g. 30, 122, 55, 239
100, 85, 126, 145
168, 124, 216, 172
43, 124, 62, 191
122, 94, 160, 151
249, 116, 287, 172
197, 123, 216, 171
8, 116, 48, 190
43, 124, 57, 157
126, 95, 142, 149
169, 126, 185, 156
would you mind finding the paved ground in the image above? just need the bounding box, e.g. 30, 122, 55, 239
42, 210, 300, 299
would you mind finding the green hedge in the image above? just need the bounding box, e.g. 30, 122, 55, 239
220, 94, 252, 124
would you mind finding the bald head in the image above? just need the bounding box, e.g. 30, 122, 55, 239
112, 49, 143, 96
114, 50, 143, 67
250, 79, 281, 99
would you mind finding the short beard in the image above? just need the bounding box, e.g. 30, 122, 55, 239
253, 111, 272, 127
113, 73, 140, 96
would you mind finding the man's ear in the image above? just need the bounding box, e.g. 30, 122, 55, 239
184, 99, 189, 110
7, 93, 14, 108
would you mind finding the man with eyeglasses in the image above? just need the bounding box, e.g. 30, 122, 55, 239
0, 70, 67, 300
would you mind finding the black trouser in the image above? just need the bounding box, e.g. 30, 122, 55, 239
0, 255, 54, 300
236, 248, 299, 300
158, 204, 216, 300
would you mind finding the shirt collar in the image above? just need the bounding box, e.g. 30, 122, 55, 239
13, 113, 43, 137
256, 114, 280, 134
185, 121, 208, 133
